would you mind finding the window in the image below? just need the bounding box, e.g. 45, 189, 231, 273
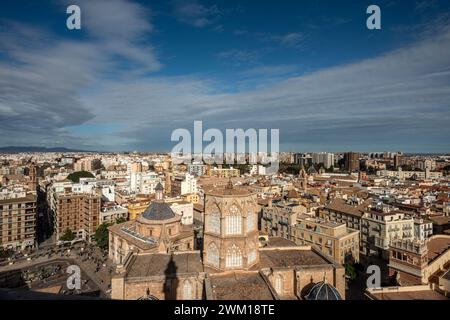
225, 244, 242, 268
208, 212, 220, 234
206, 242, 219, 268
183, 280, 193, 300
226, 215, 242, 235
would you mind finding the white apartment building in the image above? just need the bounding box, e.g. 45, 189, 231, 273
188, 161, 206, 177
100, 205, 128, 224
128, 171, 161, 195
172, 173, 197, 196
377, 168, 443, 180
168, 200, 194, 225
311, 152, 335, 169
414, 217, 433, 241
361, 208, 414, 258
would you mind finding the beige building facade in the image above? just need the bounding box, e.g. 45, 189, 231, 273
292, 215, 360, 264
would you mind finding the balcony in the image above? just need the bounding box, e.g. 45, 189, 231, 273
403, 232, 412, 238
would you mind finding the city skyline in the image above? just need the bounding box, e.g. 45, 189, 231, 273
1, 0, 450, 153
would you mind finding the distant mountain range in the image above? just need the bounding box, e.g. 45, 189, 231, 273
0, 146, 92, 153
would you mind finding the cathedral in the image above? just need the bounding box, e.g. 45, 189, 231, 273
110, 182, 345, 300
108, 183, 194, 265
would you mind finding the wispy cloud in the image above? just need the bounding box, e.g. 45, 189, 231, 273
276, 32, 305, 48
0, 1, 449, 152
240, 65, 299, 78
415, 0, 438, 11
172, 0, 221, 27
216, 49, 260, 66
234, 30, 306, 49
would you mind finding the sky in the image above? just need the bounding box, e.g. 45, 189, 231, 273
0, 0, 449, 153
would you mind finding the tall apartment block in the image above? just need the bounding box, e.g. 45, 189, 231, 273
52, 192, 100, 241
0, 193, 37, 250
344, 152, 360, 172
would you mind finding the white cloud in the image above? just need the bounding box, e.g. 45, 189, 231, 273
0, 2, 449, 152
172, 0, 221, 27
277, 32, 304, 48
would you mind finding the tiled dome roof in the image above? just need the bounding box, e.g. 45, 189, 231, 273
304, 281, 342, 300
141, 202, 175, 220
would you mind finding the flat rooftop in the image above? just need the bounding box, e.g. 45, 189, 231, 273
125, 252, 203, 279
0, 194, 37, 204
298, 215, 345, 228
427, 236, 450, 262
264, 237, 297, 248
209, 272, 274, 300
257, 248, 330, 269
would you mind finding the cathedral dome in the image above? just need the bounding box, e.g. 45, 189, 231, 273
304, 281, 342, 300
141, 202, 176, 221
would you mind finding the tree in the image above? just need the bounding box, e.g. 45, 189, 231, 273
344, 263, 357, 281
0, 247, 12, 259
94, 223, 113, 250
94, 217, 127, 250
115, 217, 127, 224
67, 171, 94, 183
60, 229, 75, 242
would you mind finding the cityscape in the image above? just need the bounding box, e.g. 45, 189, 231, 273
1, 151, 449, 301
1, 0, 450, 308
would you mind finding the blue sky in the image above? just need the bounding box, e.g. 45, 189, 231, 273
0, 0, 449, 152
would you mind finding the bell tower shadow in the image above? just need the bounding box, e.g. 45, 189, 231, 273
164, 254, 178, 300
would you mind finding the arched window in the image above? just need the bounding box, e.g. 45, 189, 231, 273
247, 213, 255, 232
275, 274, 283, 295
183, 280, 193, 300
208, 212, 220, 234
206, 242, 219, 268
226, 206, 242, 235
225, 244, 242, 268
226, 214, 241, 235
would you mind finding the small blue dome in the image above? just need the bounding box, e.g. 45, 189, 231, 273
304, 281, 342, 300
